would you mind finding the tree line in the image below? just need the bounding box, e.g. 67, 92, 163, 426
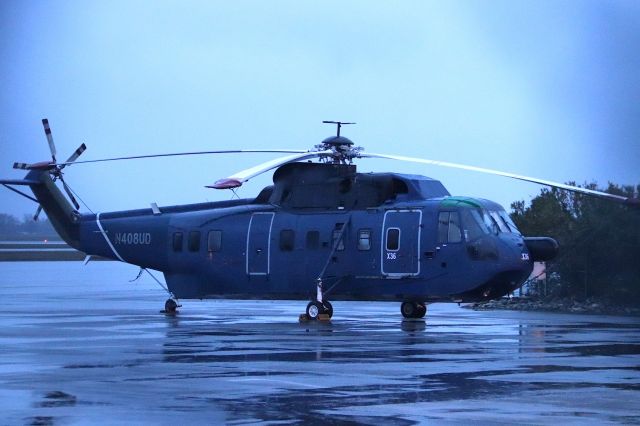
510, 183, 640, 304
0, 214, 58, 240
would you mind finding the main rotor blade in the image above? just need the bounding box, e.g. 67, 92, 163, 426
42, 119, 57, 162
208, 150, 334, 189
361, 152, 636, 205
57, 149, 308, 167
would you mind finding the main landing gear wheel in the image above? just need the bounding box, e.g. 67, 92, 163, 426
164, 298, 178, 314
401, 301, 427, 319
306, 300, 333, 320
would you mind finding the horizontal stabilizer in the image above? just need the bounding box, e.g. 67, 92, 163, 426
0, 179, 42, 186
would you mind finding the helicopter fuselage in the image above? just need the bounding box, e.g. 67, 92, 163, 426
75, 162, 537, 303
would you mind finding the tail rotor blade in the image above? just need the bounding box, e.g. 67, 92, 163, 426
42, 119, 57, 162
64, 143, 87, 165
13, 162, 29, 170
60, 178, 80, 210
33, 205, 43, 221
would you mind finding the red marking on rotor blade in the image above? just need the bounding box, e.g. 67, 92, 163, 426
206, 178, 243, 189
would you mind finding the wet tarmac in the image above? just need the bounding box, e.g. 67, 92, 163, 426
1, 262, 639, 425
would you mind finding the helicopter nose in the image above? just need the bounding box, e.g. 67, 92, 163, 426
524, 237, 559, 262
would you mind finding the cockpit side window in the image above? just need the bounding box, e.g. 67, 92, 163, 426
448, 212, 462, 243
461, 209, 487, 241
438, 211, 462, 243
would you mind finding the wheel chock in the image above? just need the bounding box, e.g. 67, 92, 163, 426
299, 313, 331, 322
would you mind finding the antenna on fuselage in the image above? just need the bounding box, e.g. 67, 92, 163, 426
322, 121, 356, 137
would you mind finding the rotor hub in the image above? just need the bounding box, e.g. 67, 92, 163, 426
321, 135, 354, 148
317, 121, 361, 164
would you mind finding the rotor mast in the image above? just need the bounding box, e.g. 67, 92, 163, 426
322, 120, 355, 138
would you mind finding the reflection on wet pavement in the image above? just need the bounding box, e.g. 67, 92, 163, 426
0, 262, 639, 424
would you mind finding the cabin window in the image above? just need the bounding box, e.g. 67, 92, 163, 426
386, 228, 400, 251
332, 224, 345, 251
438, 212, 462, 243
279, 229, 295, 251
172, 232, 183, 252
188, 231, 201, 252
207, 230, 222, 252
358, 229, 371, 251
306, 230, 320, 249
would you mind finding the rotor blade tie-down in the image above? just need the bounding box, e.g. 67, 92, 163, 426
143, 268, 175, 298
129, 268, 144, 282
63, 182, 94, 214
129, 267, 174, 298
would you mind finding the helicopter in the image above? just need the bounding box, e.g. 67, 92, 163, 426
2, 119, 638, 320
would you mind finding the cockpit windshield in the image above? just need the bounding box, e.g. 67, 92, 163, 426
490, 211, 510, 233
498, 210, 522, 235
459, 208, 522, 239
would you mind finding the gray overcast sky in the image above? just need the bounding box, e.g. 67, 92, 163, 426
1, 0, 639, 219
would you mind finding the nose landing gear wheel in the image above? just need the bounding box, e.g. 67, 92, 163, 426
401, 302, 426, 319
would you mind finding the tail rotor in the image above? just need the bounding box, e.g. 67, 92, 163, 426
42, 118, 58, 163
33, 205, 43, 221
13, 119, 87, 219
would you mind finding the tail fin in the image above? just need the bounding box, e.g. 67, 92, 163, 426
21, 170, 81, 249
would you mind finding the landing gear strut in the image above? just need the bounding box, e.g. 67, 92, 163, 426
302, 277, 334, 321
401, 301, 426, 319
